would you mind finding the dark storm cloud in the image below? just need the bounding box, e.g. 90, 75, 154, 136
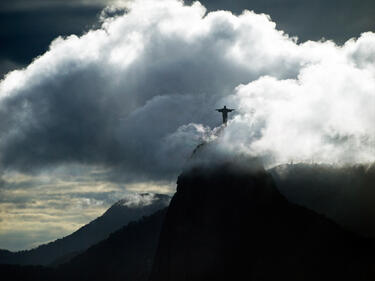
0, 0, 374, 183
0, 0, 110, 11
188, 0, 375, 43
2, 0, 375, 79
0, 3, 103, 78
0, 3, 302, 182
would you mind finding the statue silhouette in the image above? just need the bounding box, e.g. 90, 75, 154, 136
216, 105, 235, 125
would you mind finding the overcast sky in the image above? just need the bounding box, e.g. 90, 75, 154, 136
1, 0, 375, 79
0, 0, 374, 251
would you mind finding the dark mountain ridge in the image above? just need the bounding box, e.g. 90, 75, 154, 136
0, 193, 170, 266
57, 208, 167, 281
0, 208, 167, 281
150, 161, 375, 281
1, 161, 374, 281
270, 163, 375, 238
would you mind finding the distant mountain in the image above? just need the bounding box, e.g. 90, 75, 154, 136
0, 193, 170, 266
57, 208, 167, 281
150, 162, 375, 281
0, 208, 167, 281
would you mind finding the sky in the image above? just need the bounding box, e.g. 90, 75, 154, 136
0, 0, 374, 251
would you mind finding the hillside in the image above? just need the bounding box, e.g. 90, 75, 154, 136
1, 161, 374, 281
0, 193, 170, 266
0, 208, 167, 281
150, 162, 375, 281
270, 163, 375, 237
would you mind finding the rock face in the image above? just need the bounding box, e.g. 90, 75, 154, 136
149, 162, 375, 281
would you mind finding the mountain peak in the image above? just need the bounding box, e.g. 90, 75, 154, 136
150, 162, 375, 281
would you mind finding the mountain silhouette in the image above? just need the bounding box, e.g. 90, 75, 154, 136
270, 163, 375, 238
150, 161, 375, 281
1, 161, 374, 281
57, 208, 167, 281
0, 208, 167, 281
0, 193, 170, 266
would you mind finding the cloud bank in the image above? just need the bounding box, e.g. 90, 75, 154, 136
0, 0, 374, 181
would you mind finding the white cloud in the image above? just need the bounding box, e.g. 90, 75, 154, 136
118, 192, 169, 208
0, 0, 374, 182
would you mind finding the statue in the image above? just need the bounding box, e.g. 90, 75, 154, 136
216, 105, 235, 125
